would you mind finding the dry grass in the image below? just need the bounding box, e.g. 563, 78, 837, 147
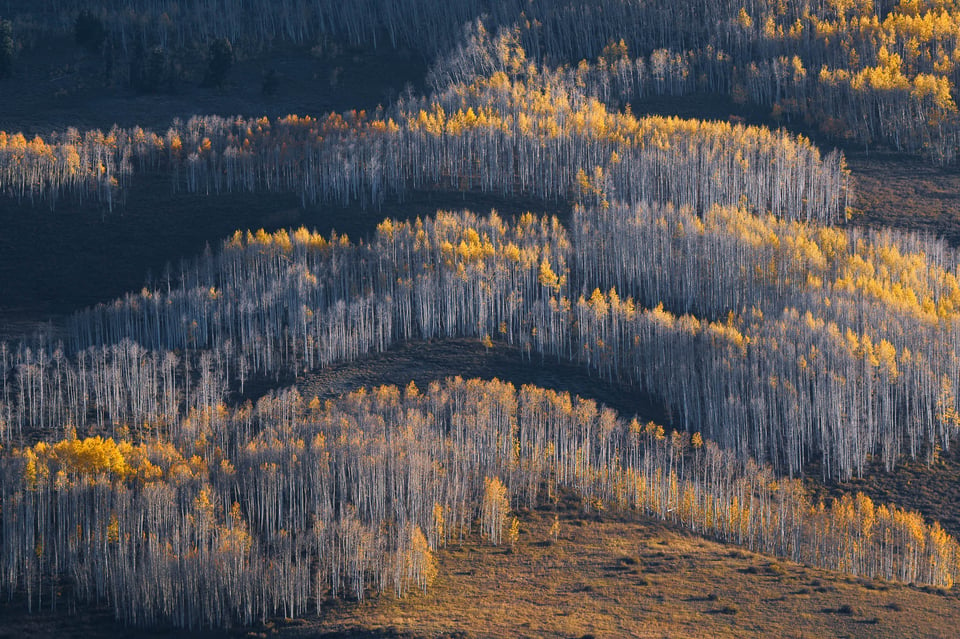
7, 506, 956, 639
844, 151, 960, 244
295, 508, 960, 639
292, 338, 960, 541
806, 446, 960, 537
0, 34, 427, 135
286, 337, 665, 425
0, 180, 566, 333
635, 95, 960, 244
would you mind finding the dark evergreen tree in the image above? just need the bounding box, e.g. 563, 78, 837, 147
204, 37, 233, 88
261, 68, 279, 96
0, 19, 13, 79
145, 45, 170, 92
74, 10, 106, 55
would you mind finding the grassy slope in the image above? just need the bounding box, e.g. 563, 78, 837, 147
807, 448, 960, 539
291, 338, 960, 542
309, 508, 960, 639
0, 178, 567, 341
5, 506, 960, 639
288, 338, 666, 424
0, 33, 428, 135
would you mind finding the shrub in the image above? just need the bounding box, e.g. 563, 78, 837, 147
204, 37, 233, 88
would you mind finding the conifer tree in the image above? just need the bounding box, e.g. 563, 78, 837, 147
0, 19, 13, 79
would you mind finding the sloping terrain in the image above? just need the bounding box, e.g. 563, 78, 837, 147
4, 508, 959, 639
288, 338, 664, 423
6, 5, 960, 637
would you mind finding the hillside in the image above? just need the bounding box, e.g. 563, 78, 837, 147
4, 511, 960, 639
6, 1, 960, 637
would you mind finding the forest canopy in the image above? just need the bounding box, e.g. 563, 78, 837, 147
4, 0, 960, 631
